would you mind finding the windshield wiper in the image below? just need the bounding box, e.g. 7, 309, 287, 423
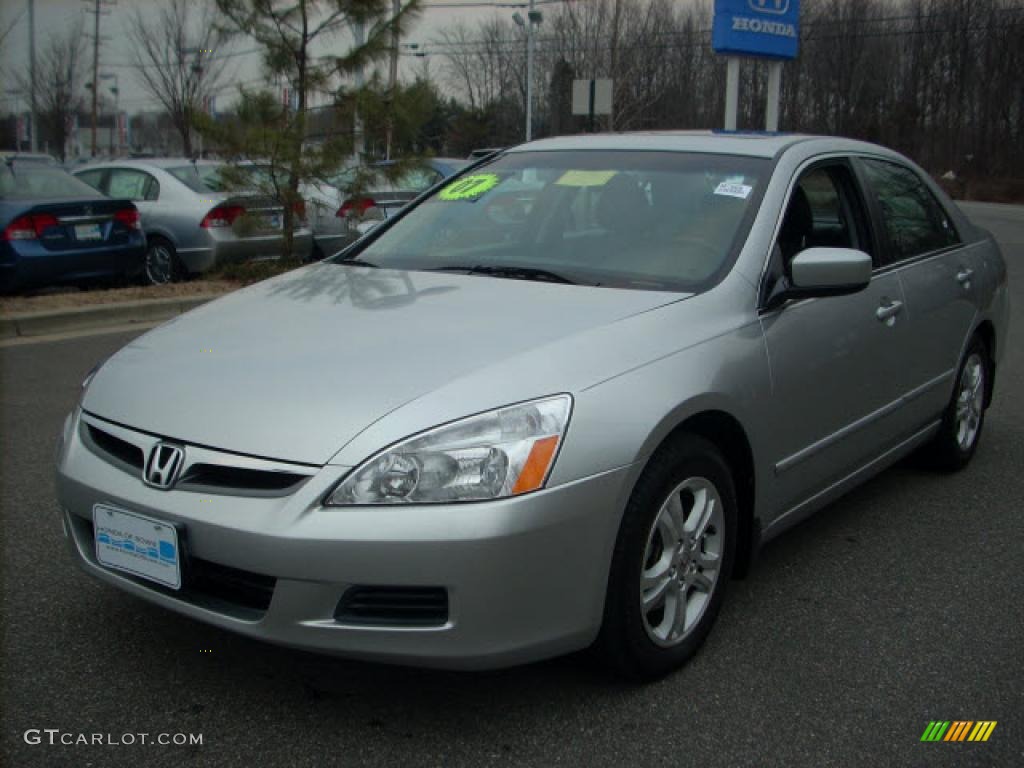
429, 264, 577, 285
339, 257, 380, 268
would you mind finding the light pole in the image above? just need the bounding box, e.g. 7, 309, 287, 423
86, 73, 118, 157
182, 47, 205, 158
350, 21, 366, 163
99, 72, 118, 155
512, 2, 542, 142
28, 0, 37, 152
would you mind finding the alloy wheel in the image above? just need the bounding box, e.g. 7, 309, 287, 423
145, 244, 174, 285
955, 352, 985, 451
640, 476, 724, 647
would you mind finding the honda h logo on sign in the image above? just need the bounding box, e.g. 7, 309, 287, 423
145, 443, 184, 489
749, 0, 790, 14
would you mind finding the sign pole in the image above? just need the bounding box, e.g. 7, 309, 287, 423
765, 60, 782, 131
713, 1, 799, 131
724, 57, 740, 131
588, 79, 596, 133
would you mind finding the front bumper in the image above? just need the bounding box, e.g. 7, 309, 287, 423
55, 409, 631, 669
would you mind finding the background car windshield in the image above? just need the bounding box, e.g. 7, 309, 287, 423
345, 151, 767, 291
168, 164, 233, 193
0, 165, 102, 200
334, 165, 442, 193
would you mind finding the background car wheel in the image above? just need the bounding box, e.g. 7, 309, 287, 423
144, 238, 182, 285
596, 434, 737, 681
920, 336, 991, 472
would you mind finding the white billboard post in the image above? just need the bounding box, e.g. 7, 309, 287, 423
712, 1, 800, 132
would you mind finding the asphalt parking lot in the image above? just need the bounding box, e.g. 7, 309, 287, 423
1, 202, 1021, 767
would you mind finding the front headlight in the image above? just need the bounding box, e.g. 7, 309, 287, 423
324, 395, 572, 505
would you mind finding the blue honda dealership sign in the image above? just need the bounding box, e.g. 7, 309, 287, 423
712, 0, 800, 60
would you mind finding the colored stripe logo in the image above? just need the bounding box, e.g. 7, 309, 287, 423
921, 721, 997, 742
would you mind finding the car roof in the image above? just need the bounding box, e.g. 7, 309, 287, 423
72, 158, 223, 171
0, 152, 59, 165
508, 131, 887, 159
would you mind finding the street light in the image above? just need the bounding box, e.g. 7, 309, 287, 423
512, 3, 543, 142
99, 73, 119, 155
86, 73, 119, 156
182, 47, 206, 158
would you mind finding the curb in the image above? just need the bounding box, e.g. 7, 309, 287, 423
0, 294, 222, 340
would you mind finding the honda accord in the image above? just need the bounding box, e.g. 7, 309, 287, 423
55, 133, 1009, 679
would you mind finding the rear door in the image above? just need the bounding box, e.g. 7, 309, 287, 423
760, 160, 916, 512
105, 167, 160, 225
856, 157, 975, 425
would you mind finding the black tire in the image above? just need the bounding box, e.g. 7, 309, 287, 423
143, 237, 182, 285
920, 336, 991, 472
596, 434, 737, 681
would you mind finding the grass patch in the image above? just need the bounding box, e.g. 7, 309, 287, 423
0, 280, 241, 315
206, 258, 306, 285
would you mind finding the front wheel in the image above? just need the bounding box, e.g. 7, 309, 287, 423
596, 434, 736, 680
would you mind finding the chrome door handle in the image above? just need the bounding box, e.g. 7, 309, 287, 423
956, 268, 974, 285
876, 300, 904, 323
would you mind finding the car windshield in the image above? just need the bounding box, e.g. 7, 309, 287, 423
337, 150, 767, 291
333, 165, 445, 194
167, 164, 235, 193
0, 164, 102, 200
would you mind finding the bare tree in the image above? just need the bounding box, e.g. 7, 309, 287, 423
126, 0, 232, 157
436, 19, 519, 112
431, 0, 1023, 184
0, 7, 24, 51
13, 21, 86, 160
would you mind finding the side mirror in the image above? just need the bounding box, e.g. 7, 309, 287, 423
765, 247, 872, 310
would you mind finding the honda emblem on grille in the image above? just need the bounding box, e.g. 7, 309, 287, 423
145, 442, 184, 489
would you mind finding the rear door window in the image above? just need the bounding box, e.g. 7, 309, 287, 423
107, 169, 159, 201
860, 158, 959, 262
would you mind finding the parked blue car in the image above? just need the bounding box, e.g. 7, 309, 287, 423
0, 159, 145, 293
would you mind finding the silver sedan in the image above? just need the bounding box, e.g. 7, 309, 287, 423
56, 133, 1009, 679
74, 159, 313, 284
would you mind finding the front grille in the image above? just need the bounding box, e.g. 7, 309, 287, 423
84, 424, 144, 472
178, 464, 308, 495
79, 517, 275, 620
79, 414, 316, 497
334, 586, 449, 627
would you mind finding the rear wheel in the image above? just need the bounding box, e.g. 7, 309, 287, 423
920, 336, 990, 471
596, 434, 736, 680
144, 237, 182, 285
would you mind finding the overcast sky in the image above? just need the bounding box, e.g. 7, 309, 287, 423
0, 0, 523, 113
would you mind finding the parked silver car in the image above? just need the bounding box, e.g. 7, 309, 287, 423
329, 158, 468, 252
56, 133, 1009, 678
74, 159, 313, 284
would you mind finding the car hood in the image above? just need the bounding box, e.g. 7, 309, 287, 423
83, 264, 687, 465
